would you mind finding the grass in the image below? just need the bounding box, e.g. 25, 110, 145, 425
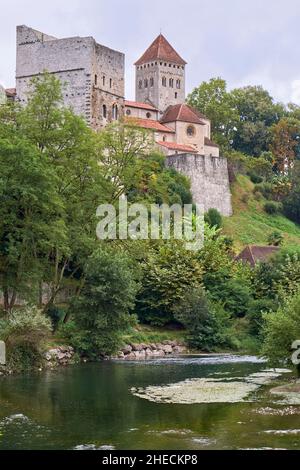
223, 175, 300, 252
121, 324, 186, 345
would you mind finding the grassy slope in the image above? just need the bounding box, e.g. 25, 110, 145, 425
223, 175, 300, 252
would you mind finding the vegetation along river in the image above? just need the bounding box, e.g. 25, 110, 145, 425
0, 355, 299, 450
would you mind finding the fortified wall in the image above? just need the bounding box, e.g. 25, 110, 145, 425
166, 153, 233, 216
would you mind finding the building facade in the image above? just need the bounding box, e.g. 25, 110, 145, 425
16, 25, 125, 130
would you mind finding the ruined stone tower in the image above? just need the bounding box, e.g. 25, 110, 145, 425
135, 34, 186, 114
16, 25, 125, 130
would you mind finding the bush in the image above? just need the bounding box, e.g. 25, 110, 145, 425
267, 230, 284, 247
264, 201, 282, 215
70, 247, 139, 357
248, 172, 263, 184
247, 298, 274, 336
0, 306, 52, 371
173, 287, 234, 351
204, 208, 223, 229
254, 182, 274, 200
262, 290, 300, 367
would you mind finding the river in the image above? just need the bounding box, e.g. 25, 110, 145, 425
0, 355, 299, 450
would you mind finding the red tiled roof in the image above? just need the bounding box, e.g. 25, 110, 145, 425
126, 117, 175, 133
158, 141, 198, 153
135, 34, 187, 66
235, 245, 280, 267
124, 100, 158, 111
161, 104, 205, 125
5, 88, 16, 97
205, 137, 219, 148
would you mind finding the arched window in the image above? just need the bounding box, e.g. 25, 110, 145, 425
102, 76, 106, 86
110, 78, 112, 88
138, 80, 142, 89
144, 79, 148, 88
175, 92, 178, 99
150, 77, 154, 87
162, 77, 167, 87
102, 104, 107, 119
176, 79, 181, 89
169, 78, 174, 88
95, 74, 98, 85
162, 135, 167, 142
112, 104, 118, 120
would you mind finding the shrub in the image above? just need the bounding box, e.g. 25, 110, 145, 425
264, 201, 282, 214
70, 247, 139, 357
247, 298, 274, 336
0, 306, 52, 371
254, 182, 274, 200
248, 172, 263, 184
262, 290, 300, 368
267, 230, 284, 247
173, 287, 234, 351
204, 208, 223, 229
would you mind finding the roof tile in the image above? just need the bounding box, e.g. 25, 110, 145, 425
135, 34, 187, 66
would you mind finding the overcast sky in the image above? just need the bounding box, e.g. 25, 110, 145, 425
1, 0, 300, 104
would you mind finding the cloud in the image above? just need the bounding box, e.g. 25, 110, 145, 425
0, 0, 300, 104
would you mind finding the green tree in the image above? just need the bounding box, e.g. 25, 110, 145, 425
204, 208, 223, 229
70, 247, 139, 356
187, 78, 239, 150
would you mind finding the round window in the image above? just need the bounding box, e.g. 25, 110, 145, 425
126, 109, 131, 116
187, 125, 195, 137
146, 112, 152, 119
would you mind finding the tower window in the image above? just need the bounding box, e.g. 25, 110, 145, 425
112, 104, 118, 120
102, 76, 106, 86
144, 79, 148, 88
175, 92, 178, 99
150, 77, 154, 87
169, 78, 174, 88
95, 74, 98, 85
138, 80, 142, 89
176, 79, 181, 89
162, 77, 167, 87
110, 78, 112, 88
102, 104, 107, 119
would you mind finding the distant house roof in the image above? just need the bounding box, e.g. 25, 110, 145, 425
157, 141, 198, 153
135, 34, 187, 66
205, 137, 219, 148
5, 88, 16, 98
125, 117, 175, 133
124, 100, 158, 111
161, 104, 205, 125
235, 245, 280, 267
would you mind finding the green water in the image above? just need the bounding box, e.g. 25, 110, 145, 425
0, 355, 299, 450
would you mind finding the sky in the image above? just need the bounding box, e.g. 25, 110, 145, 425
0, 0, 300, 104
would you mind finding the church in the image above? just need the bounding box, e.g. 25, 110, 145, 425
125, 34, 220, 158
4, 25, 232, 216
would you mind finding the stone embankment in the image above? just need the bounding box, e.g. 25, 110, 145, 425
44, 346, 76, 367
114, 340, 187, 360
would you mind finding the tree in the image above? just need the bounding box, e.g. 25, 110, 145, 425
136, 241, 203, 325
187, 78, 239, 150
0, 116, 65, 312
269, 118, 300, 174
174, 287, 232, 351
230, 85, 285, 156
17, 73, 109, 311
262, 290, 300, 370
204, 208, 223, 229
70, 247, 139, 356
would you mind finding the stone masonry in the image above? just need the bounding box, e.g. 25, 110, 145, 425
16, 25, 125, 130
166, 153, 233, 216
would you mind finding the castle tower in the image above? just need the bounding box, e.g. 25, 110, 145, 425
135, 34, 186, 114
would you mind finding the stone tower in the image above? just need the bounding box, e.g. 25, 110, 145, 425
135, 34, 186, 114
16, 25, 125, 130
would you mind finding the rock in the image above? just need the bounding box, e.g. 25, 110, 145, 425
121, 345, 132, 355
145, 348, 152, 356
162, 345, 173, 354
173, 346, 186, 354
131, 343, 144, 352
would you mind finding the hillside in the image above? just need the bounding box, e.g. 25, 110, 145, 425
223, 175, 300, 252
